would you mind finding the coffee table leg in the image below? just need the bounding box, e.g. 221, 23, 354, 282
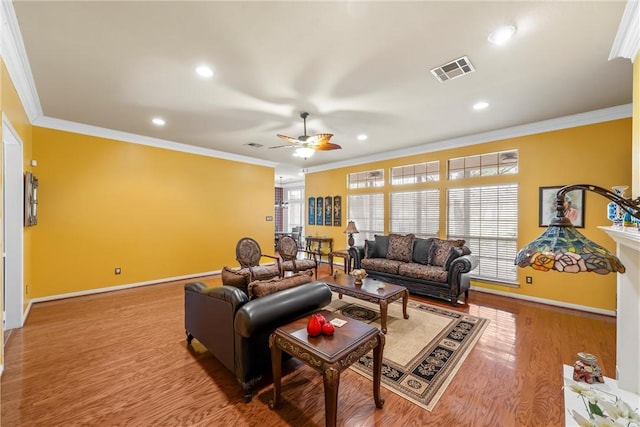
402, 289, 409, 319
379, 300, 388, 334
323, 365, 340, 427
269, 334, 282, 409
372, 333, 385, 409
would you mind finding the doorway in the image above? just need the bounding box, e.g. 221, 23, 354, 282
2, 115, 24, 339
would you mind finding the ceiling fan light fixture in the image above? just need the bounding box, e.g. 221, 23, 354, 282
294, 147, 315, 159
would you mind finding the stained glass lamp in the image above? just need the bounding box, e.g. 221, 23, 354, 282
514, 184, 640, 274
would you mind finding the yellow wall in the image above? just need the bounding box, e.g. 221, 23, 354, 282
30, 127, 275, 298
306, 118, 632, 312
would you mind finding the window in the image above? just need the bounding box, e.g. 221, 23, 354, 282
347, 193, 384, 246
391, 161, 440, 185
448, 150, 518, 180
348, 170, 384, 189
447, 184, 518, 283
287, 188, 304, 231
390, 190, 440, 237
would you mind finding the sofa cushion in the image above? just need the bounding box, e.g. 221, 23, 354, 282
430, 238, 466, 267
387, 233, 415, 262
221, 266, 250, 294
374, 235, 389, 258
364, 240, 377, 259
412, 237, 434, 265
398, 263, 448, 283
247, 271, 312, 300
361, 258, 404, 275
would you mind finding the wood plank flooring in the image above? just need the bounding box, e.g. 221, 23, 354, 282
1, 264, 615, 426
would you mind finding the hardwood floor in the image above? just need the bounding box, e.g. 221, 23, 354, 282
1, 264, 615, 426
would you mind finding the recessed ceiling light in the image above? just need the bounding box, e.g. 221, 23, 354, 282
195, 65, 214, 78
488, 25, 516, 45
473, 101, 489, 110
152, 117, 165, 126
357, 134, 368, 141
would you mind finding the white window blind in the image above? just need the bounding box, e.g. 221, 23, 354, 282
347, 193, 384, 246
390, 189, 440, 237
447, 184, 518, 283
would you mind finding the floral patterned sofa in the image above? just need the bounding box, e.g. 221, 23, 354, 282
349, 234, 478, 306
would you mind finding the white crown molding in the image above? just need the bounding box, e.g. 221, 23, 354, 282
609, 0, 640, 63
34, 116, 279, 167
0, 0, 42, 122
307, 104, 633, 174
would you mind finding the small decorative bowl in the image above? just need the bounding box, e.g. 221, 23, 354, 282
351, 269, 367, 284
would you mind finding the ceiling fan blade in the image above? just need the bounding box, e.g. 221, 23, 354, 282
306, 133, 333, 145
268, 144, 297, 149
314, 142, 342, 151
276, 134, 301, 144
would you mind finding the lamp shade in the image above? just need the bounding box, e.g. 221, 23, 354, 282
514, 223, 625, 274
344, 221, 359, 235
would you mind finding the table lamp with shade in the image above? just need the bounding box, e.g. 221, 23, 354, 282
344, 221, 359, 247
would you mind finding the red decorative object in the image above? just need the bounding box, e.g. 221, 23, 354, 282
306, 315, 322, 337
321, 322, 335, 336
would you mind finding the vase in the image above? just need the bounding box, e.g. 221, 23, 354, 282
608, 186, 628, 227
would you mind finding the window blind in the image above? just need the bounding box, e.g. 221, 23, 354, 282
447, 184, 518, 283
347, 193, 384, 246
390, 189, 440, 237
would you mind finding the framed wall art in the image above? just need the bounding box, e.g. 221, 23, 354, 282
316, 196, 323, 225
24, 171, 38, 227
308, 197, 315, 225
539, 186, 585, 228
324, 196, 332, 226
333, 196, 342, 226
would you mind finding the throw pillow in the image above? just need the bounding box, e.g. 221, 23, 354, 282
444, 247, 463, 270
221, 266, 250, 294
364, 240, 377, 259
386, 233, 415, 262
374, 235, 390, 258
412, 238, 433, 265
247, 271, 312, 299
430, 239, 466, 267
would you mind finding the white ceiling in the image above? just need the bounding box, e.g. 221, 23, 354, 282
11, 1, 633, 184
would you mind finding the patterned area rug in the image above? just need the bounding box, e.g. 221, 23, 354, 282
326, 295, 489, 411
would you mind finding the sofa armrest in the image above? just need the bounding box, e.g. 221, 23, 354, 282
447, 254, 479, 275
184, 283, 249, 372
349, 245, 365, 269
234, 281, 333, 338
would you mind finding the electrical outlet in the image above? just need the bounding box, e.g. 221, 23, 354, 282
115, 267, 121, 275
526, 276, 533, 284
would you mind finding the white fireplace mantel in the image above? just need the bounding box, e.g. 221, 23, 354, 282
599, 226, 640, 394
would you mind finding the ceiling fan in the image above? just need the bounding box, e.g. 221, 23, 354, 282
270, 112, 341, 159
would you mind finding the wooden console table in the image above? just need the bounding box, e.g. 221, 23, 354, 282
305, 236, 333, 263
269, 309, 384, 427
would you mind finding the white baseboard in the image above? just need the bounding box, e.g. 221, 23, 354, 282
470, 285, 616, 317
29, 270, 220, 304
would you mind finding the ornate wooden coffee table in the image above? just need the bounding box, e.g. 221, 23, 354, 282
325, 276, 409, 334
269, 309, 384, 427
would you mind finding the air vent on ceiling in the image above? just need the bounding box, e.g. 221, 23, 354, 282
430, 56, 475, 82
244, 142, 263, 149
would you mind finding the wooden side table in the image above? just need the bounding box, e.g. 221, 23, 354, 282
329, 249, 351, 275
269, 310, 385, 427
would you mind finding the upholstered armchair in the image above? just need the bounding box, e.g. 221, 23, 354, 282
277, 235, 318, 279
235, 237, 281, 282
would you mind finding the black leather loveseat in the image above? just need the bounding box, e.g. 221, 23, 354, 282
184, 280, 332, 401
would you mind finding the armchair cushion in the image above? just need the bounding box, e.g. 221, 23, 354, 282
364, 240, 376, 259
247, 271, 312, 299
387, 233, 415, 262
